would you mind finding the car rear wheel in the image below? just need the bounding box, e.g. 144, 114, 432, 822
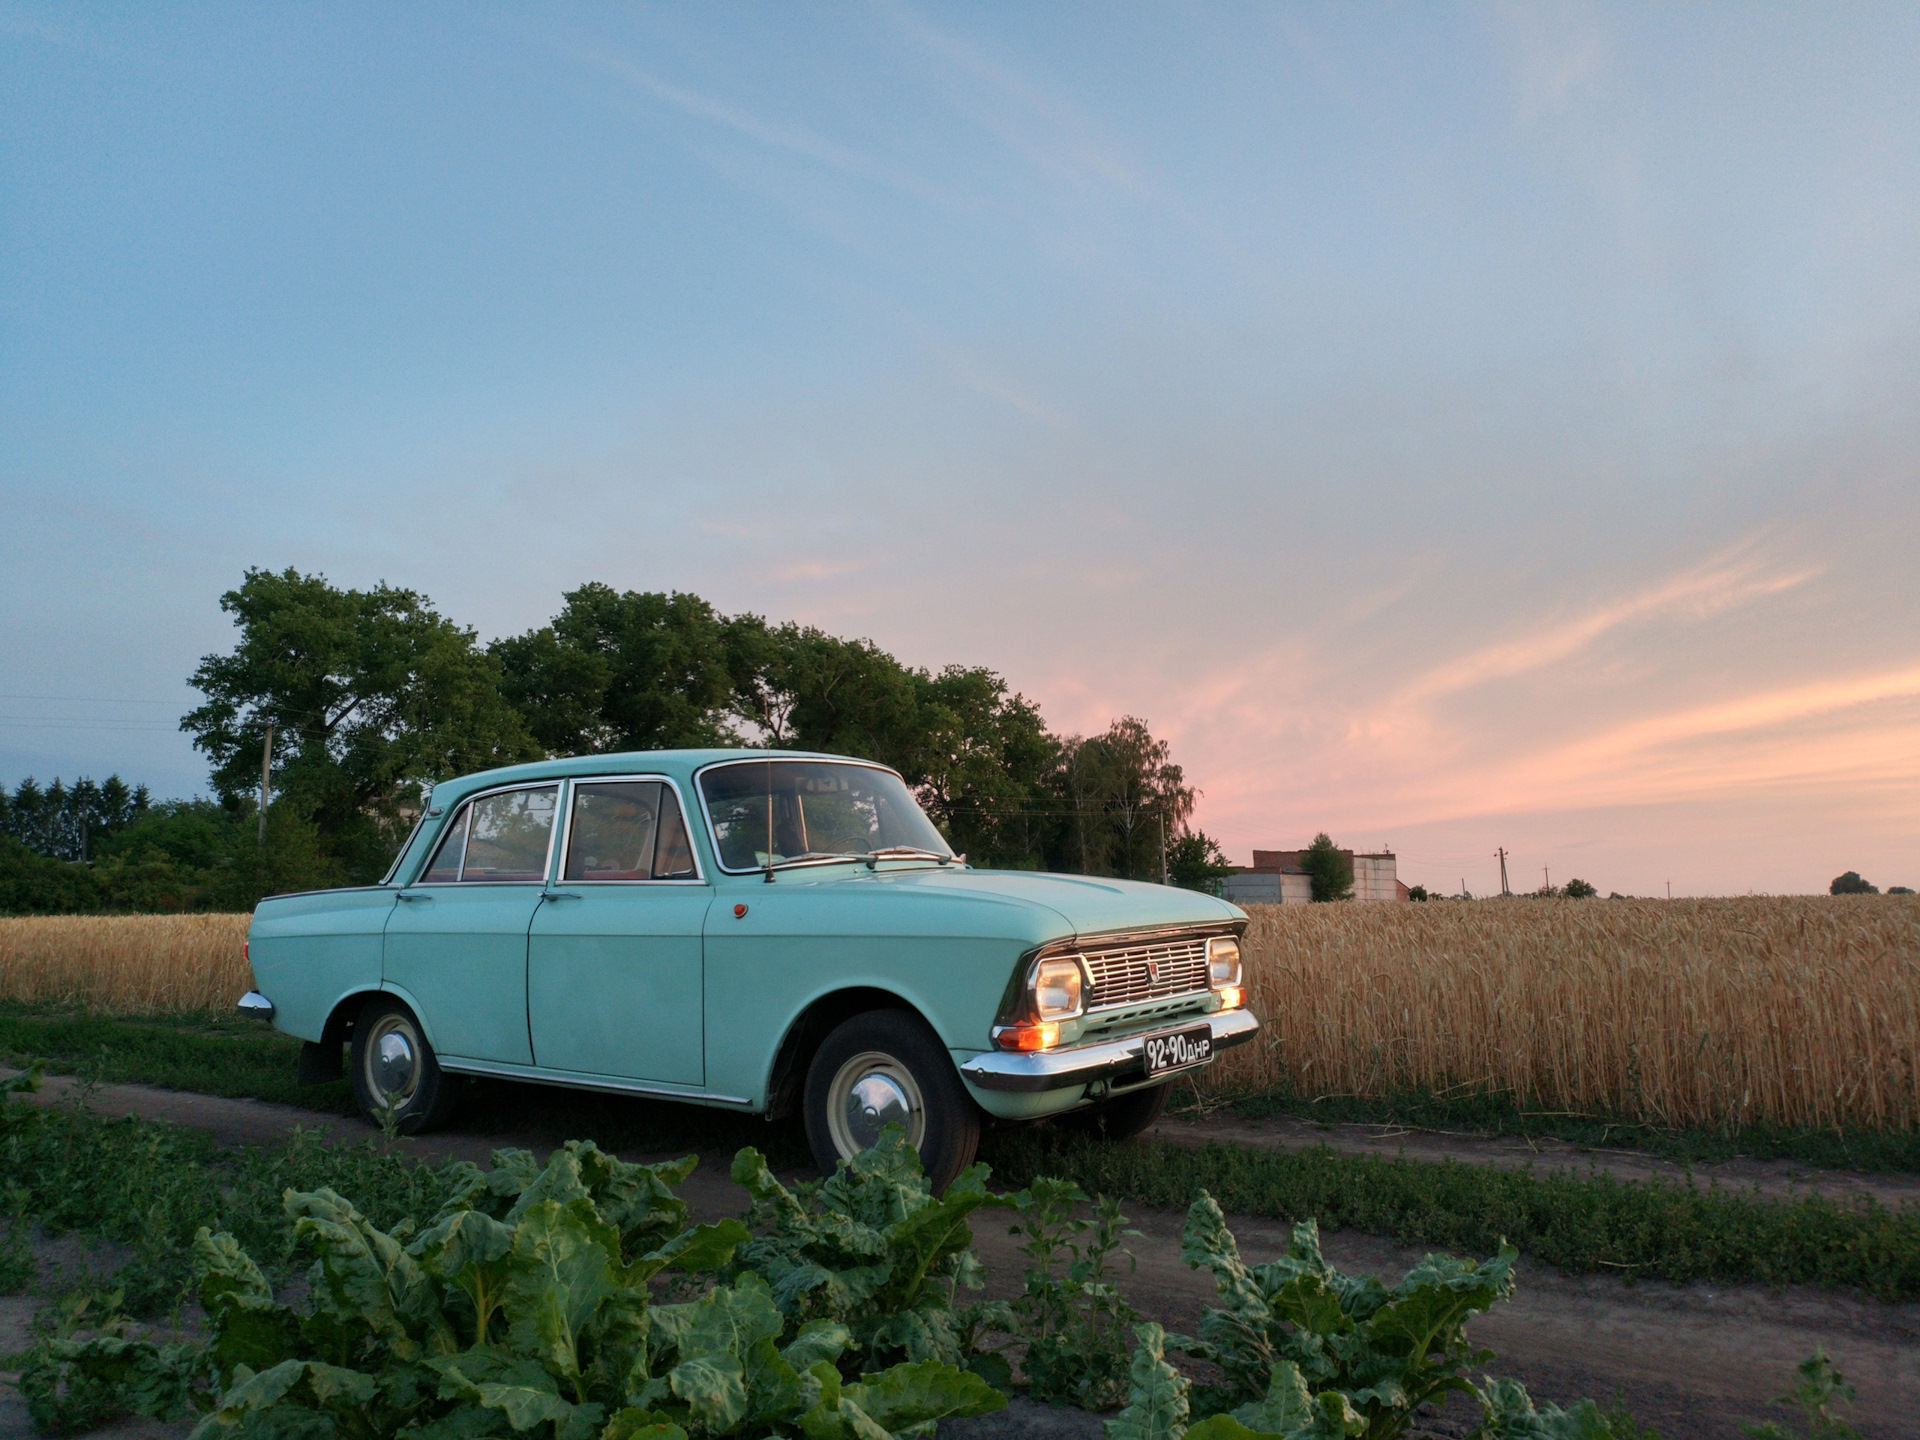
804, 1009, 981, 1192
349, 996, 463, 1134
1059, 1079, 1170, 1142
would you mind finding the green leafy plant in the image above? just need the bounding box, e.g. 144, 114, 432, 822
1742, 1350, 1861, 1440
1004, 1176, 1140, 1409
21, 1137, 1007, 1440
1103, 1194, 1639, 1440
16, 1286, 205, 1437
728, 1127, 1013, 1380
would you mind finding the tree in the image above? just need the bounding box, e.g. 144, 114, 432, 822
493, 583, 739, 753
1407, 884, 1431, 901
1830, 871, 1879, 895
0, 775, 149, 861
1890, 886, 1915, 895
183, 568, 539, 878
1563, 877, 1598, 899
1298, 833, 1354, 902
902, 666, 1059, 867
1167, 831, 1235, 894
1052, 718, 1195, 880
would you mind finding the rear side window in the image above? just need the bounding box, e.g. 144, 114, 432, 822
462, 787, 559, 881
565, 781, 700, 881
416, 786, 559, 884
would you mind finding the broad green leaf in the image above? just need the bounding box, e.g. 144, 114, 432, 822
798, 1395, 895, 1440
1473, 1378, 1619, 1439
505, 1198, 618, 1379
1107, 1324, 1189, 1440
600, 1410, 689, 1440
1228, 1362, 1318, 1436
781, 1320, 853, 1373
647, 1273, 784, 1363
840, 1358, 1006, 1432
668, 1354, 749, 1431
632, 1218, 749, 1282
412, 1209, 516, 1347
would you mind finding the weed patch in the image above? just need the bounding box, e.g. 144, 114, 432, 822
983, 1128, 1920, 1302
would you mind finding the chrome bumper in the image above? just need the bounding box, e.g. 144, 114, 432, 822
237, 990, 275, 1021
960, 1007, 1259, 1093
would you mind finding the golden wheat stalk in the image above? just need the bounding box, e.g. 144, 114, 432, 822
0, 913, 252, 1016
1201, 895, 1920, 1132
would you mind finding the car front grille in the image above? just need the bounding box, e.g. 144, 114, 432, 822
1081, 935, 1211, 1010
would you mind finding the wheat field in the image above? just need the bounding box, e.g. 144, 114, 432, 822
2, 898, 1917, 1132
0, 913, 252, 1015
1204, 895, 1920, 1132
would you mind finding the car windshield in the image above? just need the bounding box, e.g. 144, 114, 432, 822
699, 760, 954, 872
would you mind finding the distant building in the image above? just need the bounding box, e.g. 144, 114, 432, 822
1221, 847, 1406, 904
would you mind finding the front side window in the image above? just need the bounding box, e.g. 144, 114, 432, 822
564, 781, 699, 881
417, 786, 558, 883
698, 760, 952, 872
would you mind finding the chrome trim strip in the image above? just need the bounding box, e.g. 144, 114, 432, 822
237, 990, 276, 1021
692, 755, 956, 875
959, 1007, 1259, 1093
436, 1056, 753, 1107
550, 773, 708, 886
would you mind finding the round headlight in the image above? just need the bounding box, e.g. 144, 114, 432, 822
1032, 957, 1085, 1019
1207, 936, 1242, 988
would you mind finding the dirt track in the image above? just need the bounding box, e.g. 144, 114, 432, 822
6, 1074, 1918, 1440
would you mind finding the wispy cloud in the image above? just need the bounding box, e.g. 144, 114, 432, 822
1397, 547, 1821, 703
875, 0, 1146, 198
551, 38, 956, 207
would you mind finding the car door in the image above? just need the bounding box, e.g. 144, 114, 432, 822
527, 777, 710, 1086
382, 782, 559, 1066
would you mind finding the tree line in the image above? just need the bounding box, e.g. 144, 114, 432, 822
3, 567, 1232, 912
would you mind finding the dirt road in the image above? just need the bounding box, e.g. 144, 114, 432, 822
7, 1074, 1917, 1439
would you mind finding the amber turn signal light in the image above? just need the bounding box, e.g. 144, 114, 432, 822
994, 1021, 1060, 1052
1215, 985, 1244, 1010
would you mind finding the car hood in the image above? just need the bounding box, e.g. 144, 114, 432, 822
865, 865, 1243, 938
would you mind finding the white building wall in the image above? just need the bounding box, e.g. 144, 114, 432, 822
1353, 853, 1399, 901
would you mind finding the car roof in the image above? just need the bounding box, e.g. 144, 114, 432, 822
422, 748, 885, 809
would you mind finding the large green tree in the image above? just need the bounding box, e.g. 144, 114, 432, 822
1052, 717, 1196, 880
183, 568, 538, 875
492, 583, 740, 753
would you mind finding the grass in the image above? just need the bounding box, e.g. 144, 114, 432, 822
1181, 1081, 1920, 1174
980, 1127, 1920, 1303
0, 1001, 354, 1112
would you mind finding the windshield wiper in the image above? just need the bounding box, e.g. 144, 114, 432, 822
761, 851, 871, 880
864, 846, 961, 867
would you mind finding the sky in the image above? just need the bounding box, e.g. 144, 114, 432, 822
3, 2, 1917, 897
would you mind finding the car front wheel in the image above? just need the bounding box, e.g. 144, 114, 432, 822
349, 996, 463, 1134
803, 1009, 981, 1192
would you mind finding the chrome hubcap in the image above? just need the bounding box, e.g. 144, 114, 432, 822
826, 1050, 925, 1159
366, 1016, 421, 1104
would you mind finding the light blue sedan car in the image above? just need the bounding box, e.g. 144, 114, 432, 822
240, 750, 1256, 1187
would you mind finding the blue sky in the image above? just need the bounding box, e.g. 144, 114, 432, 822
4, 3, 1918, 895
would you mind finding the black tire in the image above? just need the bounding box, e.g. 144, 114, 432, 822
803, 1009, 982, 1192
349, 996, 463, 1134
1059, 1080, 1170, 1142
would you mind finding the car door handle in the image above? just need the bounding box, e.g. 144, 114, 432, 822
395, 892, 432, 902
540, 889, 582, 901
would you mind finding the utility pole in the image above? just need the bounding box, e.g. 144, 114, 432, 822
1666, 880, 1672, 900
1543, 865, 1552, 892
257, 720, 274, 849
1496, 847, 1510, 896
1158, 810, 1168, 886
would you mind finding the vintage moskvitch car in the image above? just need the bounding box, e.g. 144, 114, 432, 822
239, 750, 1257, 1187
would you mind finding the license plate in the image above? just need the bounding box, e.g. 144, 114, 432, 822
1142, 1024, 1213, 1078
